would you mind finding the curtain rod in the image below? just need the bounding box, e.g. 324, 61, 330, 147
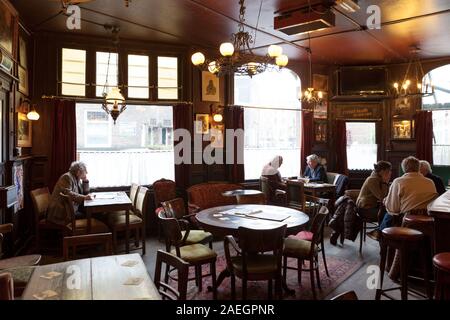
41, 95, 193, 105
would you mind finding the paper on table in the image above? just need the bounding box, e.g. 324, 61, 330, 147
123, 277, 144, 286
219, 208, 263, 215
33, 290, 58, 300
94, 194, 115, 199
40, 271, 62, 280
121, 260, 139, 267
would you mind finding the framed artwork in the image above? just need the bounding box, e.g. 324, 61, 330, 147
18, 65, 28, 95
19, 35, 27, 68
17, 112, 32, 147
393, 97, 411, 116
210, 124, 224, 148
0, 0, 16, 56
313, 74, 328, 92
13, 164, 24, 212
314, 99, 328, 119
392, 119, 413, 140
195, 113, 210, 134
314, 121, 327, 143
201, 71, 220, 102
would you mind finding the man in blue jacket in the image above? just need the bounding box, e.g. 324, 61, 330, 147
303, 154, 328, 183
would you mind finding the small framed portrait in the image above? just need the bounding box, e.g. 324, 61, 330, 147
313, 74, 328, 92
393, 97, 411, 116
210, 124, 224, 148
17, 112, 32, 147
195, 113, 210, 134
314, 121, 327, 143
314, 99, 328, 119
202, 71, 220, 102
18, 65, 28, 95
392, 119, 413, 140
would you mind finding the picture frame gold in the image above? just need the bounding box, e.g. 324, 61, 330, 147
201, 71, 220, 102
195, 113, 210, 134
18, 65, 28, 95
17, 112, 32, 147
313, 74, 328, 92
314, 121, 327, 143
392, 119, 413, 140
210, 123, 224, 148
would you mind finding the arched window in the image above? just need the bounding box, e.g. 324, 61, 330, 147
423, 64, 450, 165
234, 67, 301, 180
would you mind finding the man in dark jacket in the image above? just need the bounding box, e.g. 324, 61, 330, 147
329, 195, 362, 245
420, 160, 446, 195
303, 154, 328, 182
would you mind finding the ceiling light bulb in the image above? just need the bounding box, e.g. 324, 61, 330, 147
27, 109, 40, 121
417, 83, 422, 89
220, 42, 234, 57
318, 91, 323, 99
213, 114, 223, 122
402, 83, 408, 90
393, 82, 399, 89
275, 54, 288, 67
405, 79, 411, 86
268, 45, 283, 58
191, 52, 205, 66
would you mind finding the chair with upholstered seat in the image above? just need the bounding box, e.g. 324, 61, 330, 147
224, 225, 287, 300
153, 179, 177, 239
260, 176, 287, 206
105, 187, 148, 254
161, 198, 213, 248
63, 233, 113, 261
0, 273, 14, 300
286, 180, 305, 211
158, 212, 217, 299
283, 206, 329, 300
154, 250, 189, 300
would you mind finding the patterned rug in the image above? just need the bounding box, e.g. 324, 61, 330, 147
184, 254, 363, 300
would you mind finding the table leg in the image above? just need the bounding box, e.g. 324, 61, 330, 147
87, 208, 92, 234
125, 208, 130, 254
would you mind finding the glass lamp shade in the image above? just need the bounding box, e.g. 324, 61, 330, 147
191, 52, 206, 66
275, 54, 288, 67
268, 45, 283, 58
220, 42, 235, 57
213, 113, 223, 122
208, 61, 219, 74
27, 109, 40, 120
105, 87, 125, 105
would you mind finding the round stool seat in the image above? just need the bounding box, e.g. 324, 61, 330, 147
433, 253, 450, 273
382, 227, 423, 241
404, 215, 434, 225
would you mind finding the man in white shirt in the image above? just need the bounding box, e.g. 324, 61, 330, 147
380, 156, 437, 230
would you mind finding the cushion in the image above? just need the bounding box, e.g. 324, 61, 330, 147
67, 218, 110, 235
187, 183, 241, 210
181, 230, 213, 245
289, 231, 313, 241
171, 244, 216, 264
106, 214, 143, 227
231, 254, 278, 274
283, 238, 317, 258
0, 255, 41, 270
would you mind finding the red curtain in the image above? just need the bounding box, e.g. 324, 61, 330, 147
335, 119, 349, 175
49, 100, 77, 191
415, 111, 433, 164
300, 110, 313, 173
173, 103, 193, 189
224, 106, 245, 183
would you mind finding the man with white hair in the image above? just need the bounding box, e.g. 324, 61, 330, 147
419, 160, 446, 195
47, 161, 94, 225
303, 154, 328, 183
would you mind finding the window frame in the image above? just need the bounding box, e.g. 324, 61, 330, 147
59, 47, 88, 97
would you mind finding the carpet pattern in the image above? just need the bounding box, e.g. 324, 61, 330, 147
183, 255, 363, 300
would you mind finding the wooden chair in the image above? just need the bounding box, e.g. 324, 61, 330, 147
260, 176, 287, 206
109, 183, 140, 215
106, 187, 148, 255
0, 273, 14, 300
31, 187, 62, 252
330, 290, 358, 300
286, 180, 305, 211
158, 211, 217, 299
283, 206, 329, 300
153, 179, 177, 240
154, 250, 189, 300
224, 225, 287, 300
236, 193, 267, 205
63, 233, 113, 261
161, 198, 213, 248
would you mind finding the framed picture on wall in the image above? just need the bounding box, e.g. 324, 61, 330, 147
392, 119, 413, 140
17, 112, 32, 147
314, 99, 328, 119
314, 121, 327, 143
210, 124, 224, 148
0, 0, 17, 57
18, 65, 28, 95
194, 113, 210, 134
201, 71, 220, 102
313, 74, 328, 92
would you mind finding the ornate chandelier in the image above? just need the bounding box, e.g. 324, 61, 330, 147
391, 47, 434, 98
191, 0, 289, 77
299, 39, 324, 105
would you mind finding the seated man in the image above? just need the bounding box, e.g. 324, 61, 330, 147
420, 160, 446, 195
380, 156, 437, 231
303, 154, 328, 183
47, 161, 93, 226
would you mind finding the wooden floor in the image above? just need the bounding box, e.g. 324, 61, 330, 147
141, 226, 429, 300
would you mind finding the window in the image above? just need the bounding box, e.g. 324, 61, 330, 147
346, 122, 377, 170
128, 54, 149, 98
422, 64, 450, 165
96, 52, 118, 97
235, 68, 301, 180
61, 48, 86, 96
76, 104, 174, 187
157, 56, 178, 100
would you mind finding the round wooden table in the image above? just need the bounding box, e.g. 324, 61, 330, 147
196, 204, 309, 295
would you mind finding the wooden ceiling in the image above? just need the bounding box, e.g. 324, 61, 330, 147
11, 0, 450, 65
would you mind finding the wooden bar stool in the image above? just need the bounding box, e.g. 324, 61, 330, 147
433, 252, 450, 300
375, 227, 432, 300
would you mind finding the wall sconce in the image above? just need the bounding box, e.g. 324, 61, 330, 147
27, 104, 40, 121
210, 104, 223, 123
